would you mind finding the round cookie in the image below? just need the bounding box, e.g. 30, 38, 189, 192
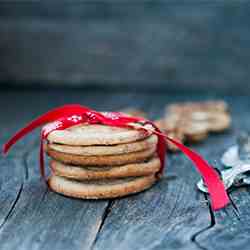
50, 157, 161, 180
48, 175, 157, 199
47, 124, 151, 146
46, 145, 157, 166
207, 113, 231, 132
47, 134, 158, 156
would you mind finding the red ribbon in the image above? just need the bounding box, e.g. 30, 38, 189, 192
2, 104, 229, 210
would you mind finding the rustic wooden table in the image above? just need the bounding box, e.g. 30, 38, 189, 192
1, 89, 249, 250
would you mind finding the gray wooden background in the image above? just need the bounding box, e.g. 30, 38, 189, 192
1, 2, 250, 93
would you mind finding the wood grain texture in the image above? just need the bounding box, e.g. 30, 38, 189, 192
0, 89, 147, 250
1, 3, 250, 93
92, 94, 212, 250
1, 90, 250, 250
0, 90, 115, 250
0, 103, 43, 233
193, 97, 250, 250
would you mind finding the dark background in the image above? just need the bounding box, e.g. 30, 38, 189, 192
0, 2, 250, 94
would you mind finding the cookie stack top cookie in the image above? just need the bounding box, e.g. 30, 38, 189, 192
47, 124, 152, 146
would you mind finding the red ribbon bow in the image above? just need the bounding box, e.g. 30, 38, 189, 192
2, 104, 229, 210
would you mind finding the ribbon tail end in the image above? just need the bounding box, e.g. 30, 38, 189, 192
2, 143, 9, 155
211, 197, 231, 211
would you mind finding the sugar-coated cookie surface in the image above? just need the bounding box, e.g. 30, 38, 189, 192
48, 174, 157, 199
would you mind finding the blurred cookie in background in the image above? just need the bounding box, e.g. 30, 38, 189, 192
155, 100, 231, 152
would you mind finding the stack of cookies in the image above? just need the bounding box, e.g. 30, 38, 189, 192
156, 101, 231, 152
45, 124, 160, 199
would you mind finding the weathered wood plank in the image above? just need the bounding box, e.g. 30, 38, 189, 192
93, 94, 213, 250
0, 98, 46, 232
0, 90, 144, 250
1, 90, 250, 250
0, 143, 108, 250
196, 187, 250, 250
1, 3, 250, 93
0, 180, 109, 250
192, 97, 250, 250
0, 157, 23, 230
0, 90, 116, 250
